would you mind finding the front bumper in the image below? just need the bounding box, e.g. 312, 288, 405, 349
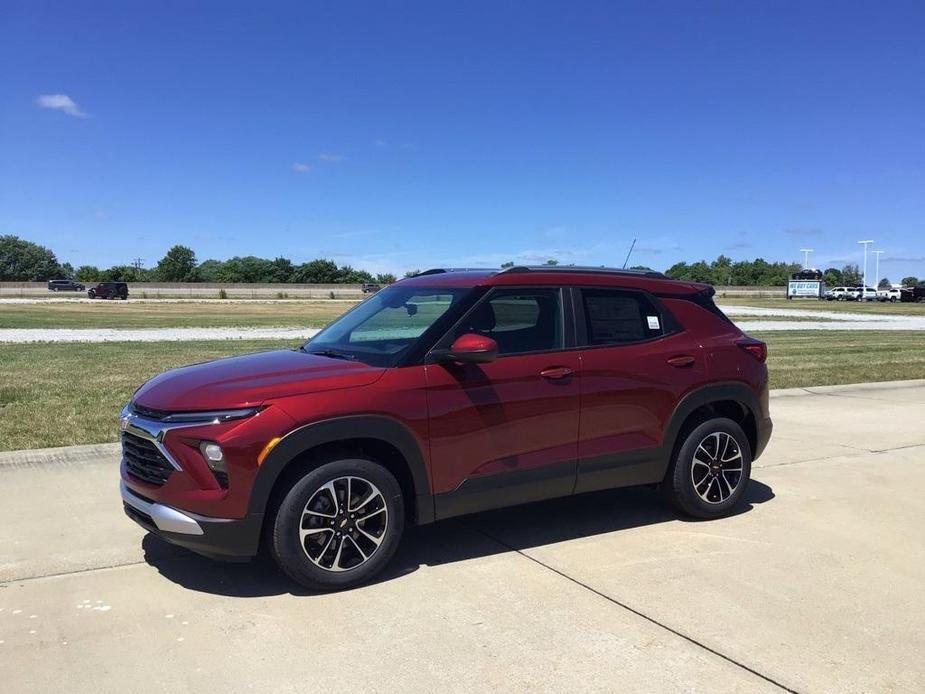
121, 482, 262, 561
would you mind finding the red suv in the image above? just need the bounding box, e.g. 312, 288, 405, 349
120, 267, 771, 590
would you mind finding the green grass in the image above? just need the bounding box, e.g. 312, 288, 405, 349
1, 330, 923, 451
718, 297, 925, 315
0, 300, 358, 329
0, 339, 296, 451
753, 330, 925, 389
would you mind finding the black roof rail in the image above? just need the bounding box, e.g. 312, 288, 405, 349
497, 265, 667, 279
412, 267, 495, 276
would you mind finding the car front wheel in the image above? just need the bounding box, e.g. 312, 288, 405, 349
662, 418, 752, 519
269, 457, 405, 591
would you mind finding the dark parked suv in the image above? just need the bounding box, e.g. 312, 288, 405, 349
88, 281, 128, 300
47, 279, 85, 292
120, 266, 772, 590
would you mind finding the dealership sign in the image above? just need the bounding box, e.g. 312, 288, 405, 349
788, 280, 823, 298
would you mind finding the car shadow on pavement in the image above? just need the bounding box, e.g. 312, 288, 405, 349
142, 479, 774, 598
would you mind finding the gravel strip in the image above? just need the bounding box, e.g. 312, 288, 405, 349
717, 304, 910, 322
719, 304, 925, 332
2, 303, 923, 343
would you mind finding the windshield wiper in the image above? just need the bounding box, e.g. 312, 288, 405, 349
306, 348, 357, 361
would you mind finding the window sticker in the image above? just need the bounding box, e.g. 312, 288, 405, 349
646, 315, 660, 330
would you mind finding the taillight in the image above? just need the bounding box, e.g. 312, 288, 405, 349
737, 339, 767, 363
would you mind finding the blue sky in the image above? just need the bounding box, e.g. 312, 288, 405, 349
1, 1, 923, 280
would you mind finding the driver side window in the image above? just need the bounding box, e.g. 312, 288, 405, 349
451, 288, 563, 356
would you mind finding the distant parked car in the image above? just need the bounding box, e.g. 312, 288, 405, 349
88, 282, 128, 300
791, 268, 823, 281
826, 286, 851, 301
842, 286, 877, 302
900, 286, 925, 303
877, 288, 901, 303
361, 282, 381, 293
47, 279, 85, 292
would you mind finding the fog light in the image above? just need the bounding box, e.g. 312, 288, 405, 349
201, 442, 224, 465
199, 442, 228, 488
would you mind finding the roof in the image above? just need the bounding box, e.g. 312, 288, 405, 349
399, 266, 709, 295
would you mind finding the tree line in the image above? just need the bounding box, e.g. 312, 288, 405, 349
664, 255, 920, 288
1, 235, 920, 287
0, 236, 396, 284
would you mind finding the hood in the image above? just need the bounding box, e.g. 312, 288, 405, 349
133, 349, 385, 412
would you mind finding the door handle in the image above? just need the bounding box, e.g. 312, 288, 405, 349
667, 355, 696, 368
540, 366, 574, 380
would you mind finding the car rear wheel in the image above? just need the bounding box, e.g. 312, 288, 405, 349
662, 418, 752, 519
269, 457, 405, 591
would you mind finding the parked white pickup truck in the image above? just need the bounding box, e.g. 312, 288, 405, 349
877, 288, 901, 302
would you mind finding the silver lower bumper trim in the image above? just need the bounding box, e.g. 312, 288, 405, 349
120, 482, 204, 536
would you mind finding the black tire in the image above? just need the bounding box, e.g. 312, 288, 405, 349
269, 457, 405, 591
662, 418, 752, 519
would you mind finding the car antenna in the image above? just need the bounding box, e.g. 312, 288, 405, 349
622, 238, 636, 269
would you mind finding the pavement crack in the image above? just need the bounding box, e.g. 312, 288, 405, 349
460, 520, 800, 694
0, 559, 147, 585
755, 441, 925, 469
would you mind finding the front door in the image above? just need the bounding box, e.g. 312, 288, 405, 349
425, 287, 580, 519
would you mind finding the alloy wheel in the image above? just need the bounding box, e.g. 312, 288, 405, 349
299, 476, 388, 572
691, 432, 744, 504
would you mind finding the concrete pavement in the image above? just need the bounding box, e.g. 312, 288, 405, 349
1, 381, 924, 693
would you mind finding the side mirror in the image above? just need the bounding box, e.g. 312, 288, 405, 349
439, 333, 498, 364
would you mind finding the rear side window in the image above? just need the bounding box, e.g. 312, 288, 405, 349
579, 289, 666, 346
679, 290, 733, 325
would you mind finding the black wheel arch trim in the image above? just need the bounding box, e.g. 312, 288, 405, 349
662, 381, 765, 462
248, 414, 435, 524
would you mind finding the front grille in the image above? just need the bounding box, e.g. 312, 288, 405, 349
131, 403, 171, 421
122, 432, 174, 486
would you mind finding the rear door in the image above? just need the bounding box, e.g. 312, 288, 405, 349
425, 287, 580, 518
573, 287, 705, 493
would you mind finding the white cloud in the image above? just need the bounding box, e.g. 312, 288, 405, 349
317, 152, 346, 163
292, 162, 311, 173
35, 94, 88, 118
374, 139, 387, 147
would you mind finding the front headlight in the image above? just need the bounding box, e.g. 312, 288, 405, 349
161, 407, 262, 423
123, 402, 262, 424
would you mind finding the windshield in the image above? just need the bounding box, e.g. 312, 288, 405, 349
302, 285, 470, 366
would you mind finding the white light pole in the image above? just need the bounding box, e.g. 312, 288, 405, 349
799, 248, 814, 268
857, 240, 874, 286
872, 250, 884, 288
